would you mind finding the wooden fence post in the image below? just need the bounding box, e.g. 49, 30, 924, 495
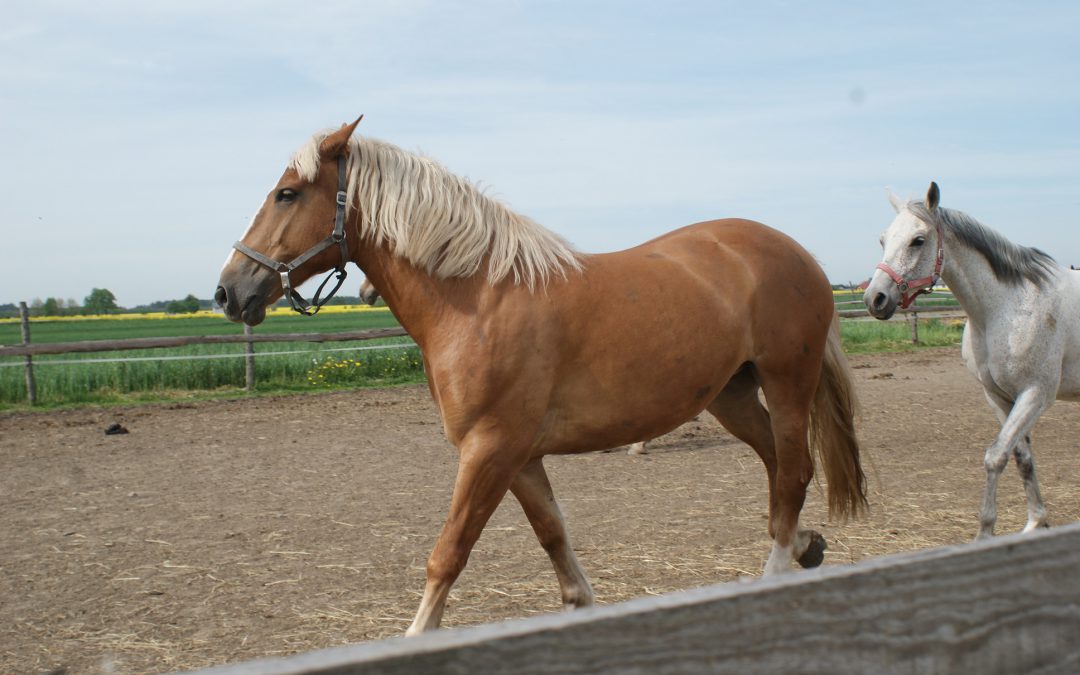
19, 302, 37, 406
243, 324, 255, 391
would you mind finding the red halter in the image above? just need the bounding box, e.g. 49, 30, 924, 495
876, 218, 945, 309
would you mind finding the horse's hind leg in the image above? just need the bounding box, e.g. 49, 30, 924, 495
753, 359, 820, 575
706, 366, 824, 572
982, 390, 1050, 535
510, 458, 594, 609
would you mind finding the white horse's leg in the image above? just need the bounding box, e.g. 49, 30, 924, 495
627, 441, 648, 455
510, 458, 595, 609
1014, 435, 1050, 532
976, 388, 1052, 540
982, 391, 1050, 533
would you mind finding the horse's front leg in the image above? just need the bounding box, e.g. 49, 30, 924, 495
1014, 434, 1050, 532
983, 391, 1050, 534
976, 387, 1052, 540
406, 438, 526, 636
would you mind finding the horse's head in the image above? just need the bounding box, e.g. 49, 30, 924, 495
216, 118, 362, 325
864, 181, 945, 320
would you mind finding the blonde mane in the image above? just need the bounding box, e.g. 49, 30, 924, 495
291, 131, 582, 288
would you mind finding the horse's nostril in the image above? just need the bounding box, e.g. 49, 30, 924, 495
872, 292, 887, 311
214, 286, 228, 308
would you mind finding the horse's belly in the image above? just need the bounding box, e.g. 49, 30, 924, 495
1056, 359, 1080, 401
537, 354, 745, 455
537, 402, 707, 455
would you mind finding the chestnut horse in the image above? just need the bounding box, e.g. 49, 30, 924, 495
216, 119, 867, 635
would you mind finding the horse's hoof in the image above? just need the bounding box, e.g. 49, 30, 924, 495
797, 532, 827, 568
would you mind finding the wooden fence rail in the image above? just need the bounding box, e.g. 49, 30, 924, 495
0, 326, 409, 358
835, 303, 962, 319
2, 298, 964, 404
2, 307, 958, 359
186, 522, 1080, 675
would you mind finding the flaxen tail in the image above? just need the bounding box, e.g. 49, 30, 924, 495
809, 314, 868, 520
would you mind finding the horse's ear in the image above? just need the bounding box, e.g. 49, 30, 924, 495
319, 115, 364, 158
887, 188, 905, 213
925, 181, 940, 211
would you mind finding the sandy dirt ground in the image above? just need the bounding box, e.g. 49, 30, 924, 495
2, 346, 1079, 674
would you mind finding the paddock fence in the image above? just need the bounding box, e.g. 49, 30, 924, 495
0, 301, 410, 405
835, 291, 964, 345
2, 294, 962, 406
186, 522, 1080, 675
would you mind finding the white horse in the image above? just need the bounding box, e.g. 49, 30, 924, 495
359, 277, 380, 306
864, 182, 1080, 539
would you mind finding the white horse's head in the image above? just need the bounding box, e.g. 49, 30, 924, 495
864, 182, 944, 320
359, 277, 380, 305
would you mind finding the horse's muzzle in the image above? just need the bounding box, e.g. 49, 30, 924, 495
863, 288, 897, 321
215, 278, 270, 326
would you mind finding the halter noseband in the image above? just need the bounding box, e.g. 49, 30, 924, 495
232, 155, 350, 316
876, 216, 945, 309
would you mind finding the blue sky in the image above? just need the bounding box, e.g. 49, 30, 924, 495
2, 1, 1078, 307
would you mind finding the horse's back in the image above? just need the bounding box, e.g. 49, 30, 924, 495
608, 218, 827, 290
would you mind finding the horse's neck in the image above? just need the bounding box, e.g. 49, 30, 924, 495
938, 231, 1006, 326
355, 244, 483, 347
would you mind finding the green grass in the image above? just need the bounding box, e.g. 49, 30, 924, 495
841, 317, 964, 353
0, 309, 423, 409
833, 291, 964, 352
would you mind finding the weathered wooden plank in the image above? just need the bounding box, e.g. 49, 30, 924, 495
0, 327, 409, 357
185, 523, 1080, 675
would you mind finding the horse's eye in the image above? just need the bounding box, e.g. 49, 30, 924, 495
878, 234, 885, 247
276, 188, 298, 203
911, 236, 926, 247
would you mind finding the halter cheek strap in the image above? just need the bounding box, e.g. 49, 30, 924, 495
232, 155, 350, 316
876, 219, 945, 309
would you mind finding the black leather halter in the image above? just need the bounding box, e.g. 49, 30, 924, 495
232, 156, 350, 315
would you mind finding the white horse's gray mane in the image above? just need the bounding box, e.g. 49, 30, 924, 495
906, 201, 1057, 288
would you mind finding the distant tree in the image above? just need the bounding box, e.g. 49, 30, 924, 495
42, 297, 61, 316
84, 288, 119, 314
165, 294, 201, 314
